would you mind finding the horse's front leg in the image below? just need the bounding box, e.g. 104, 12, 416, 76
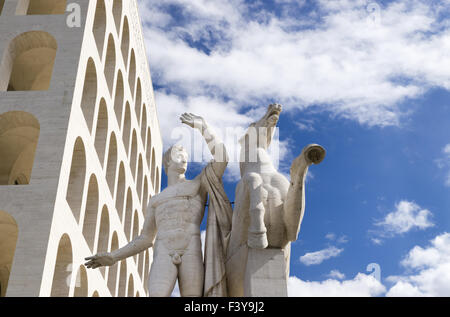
244, 172, 268, 249
284, 144, 325, 242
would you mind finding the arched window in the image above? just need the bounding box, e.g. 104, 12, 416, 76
122, 103, 131, 154
94, 99, 108, 166
82, 174, 99, 251
112, 0, 122, 33
0, 111, 40, 185
128, 50, 136, 94
141, 105, 147, 145
80, 58, 98, 133
134, 79, 142, 121
115, 162, 126, 217
73, 265, 88, 297
51, 234, 72, 297
117, 260, 127, 297
121, 17, 130, 67
19, 0, 67, 15
0, 31, 57, 91
66, 138, 86, 222
93, 0, 106, 57
124, 188, 133, 240
127, 276, 134, 297
97, 205, 110, 277
146, 127, 152, 165
105, 133, 118, 194
107, 232, 119, 295
0, 211, 18, 297
151, 148, 155, 189
130, 130, 137, 178
97, 206, 110, 254
142, 177, 148, 217
104, 34, 116, 95
136, 155, 143, 200
114, 71, 124, 126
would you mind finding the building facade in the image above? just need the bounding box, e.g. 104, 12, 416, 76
0, 0, 163, 297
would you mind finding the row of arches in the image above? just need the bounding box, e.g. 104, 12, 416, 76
66, 134, 157, 216
0, 0, 67, 16
78, 61, 157, 186
51, 232, 149, 297
93, 0, 123, 59
65, 140, 155, 241
81, 44, 148, 145
90, 0, 142, 122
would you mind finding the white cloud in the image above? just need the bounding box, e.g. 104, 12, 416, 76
438, 144, 450, 187
288, 273, 386, 297
374, 200, 434, 237
444, 144, 450, 156
325, 233, 348, 244
140, 0, 450, 130
371, 238, 383, 245
300, 246, 343, 266
386, 233, 450, 297
327, 270, 346, 280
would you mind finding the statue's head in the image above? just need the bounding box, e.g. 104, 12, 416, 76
240, 103, 283, 150
163, 145, 188, 175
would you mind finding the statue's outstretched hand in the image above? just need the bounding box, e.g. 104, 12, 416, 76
84, 253, 115, 269
180, 113, 205, 130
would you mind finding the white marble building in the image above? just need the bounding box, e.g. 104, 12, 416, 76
0, 0, 163, 297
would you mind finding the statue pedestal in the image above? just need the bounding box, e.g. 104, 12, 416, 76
244, 248, 288, 297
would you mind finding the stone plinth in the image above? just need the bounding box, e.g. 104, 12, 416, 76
244, 248, 288, 297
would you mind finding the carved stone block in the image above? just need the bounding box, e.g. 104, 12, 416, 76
244, 248, 288, 297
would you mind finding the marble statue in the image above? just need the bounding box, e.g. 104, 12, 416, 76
225, 104, 326, 296
85, 104, 325, 297
85, 113, 232, 297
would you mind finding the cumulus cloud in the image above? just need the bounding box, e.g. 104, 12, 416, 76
139, 0, 450, 131
386, 233, 450, 296
374, 200, 434, 238
300, 246, 344, 266
288, 273, 386, 297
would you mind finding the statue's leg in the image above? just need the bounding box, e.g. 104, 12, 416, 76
148, 244, 178, 297
178, 239, 203, 297
245, 172, 268, 249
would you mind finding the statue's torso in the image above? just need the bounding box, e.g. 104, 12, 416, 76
152, 178, 206, 251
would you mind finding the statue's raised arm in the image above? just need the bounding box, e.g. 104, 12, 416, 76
180, 113, 228, 178
181, 112, 232, 297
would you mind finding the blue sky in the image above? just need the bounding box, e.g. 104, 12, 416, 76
138, 0, 450, 296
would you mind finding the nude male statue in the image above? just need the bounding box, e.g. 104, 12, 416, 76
84, 113, 229, 297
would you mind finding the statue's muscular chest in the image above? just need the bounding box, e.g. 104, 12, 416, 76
153, 179, 205, 225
